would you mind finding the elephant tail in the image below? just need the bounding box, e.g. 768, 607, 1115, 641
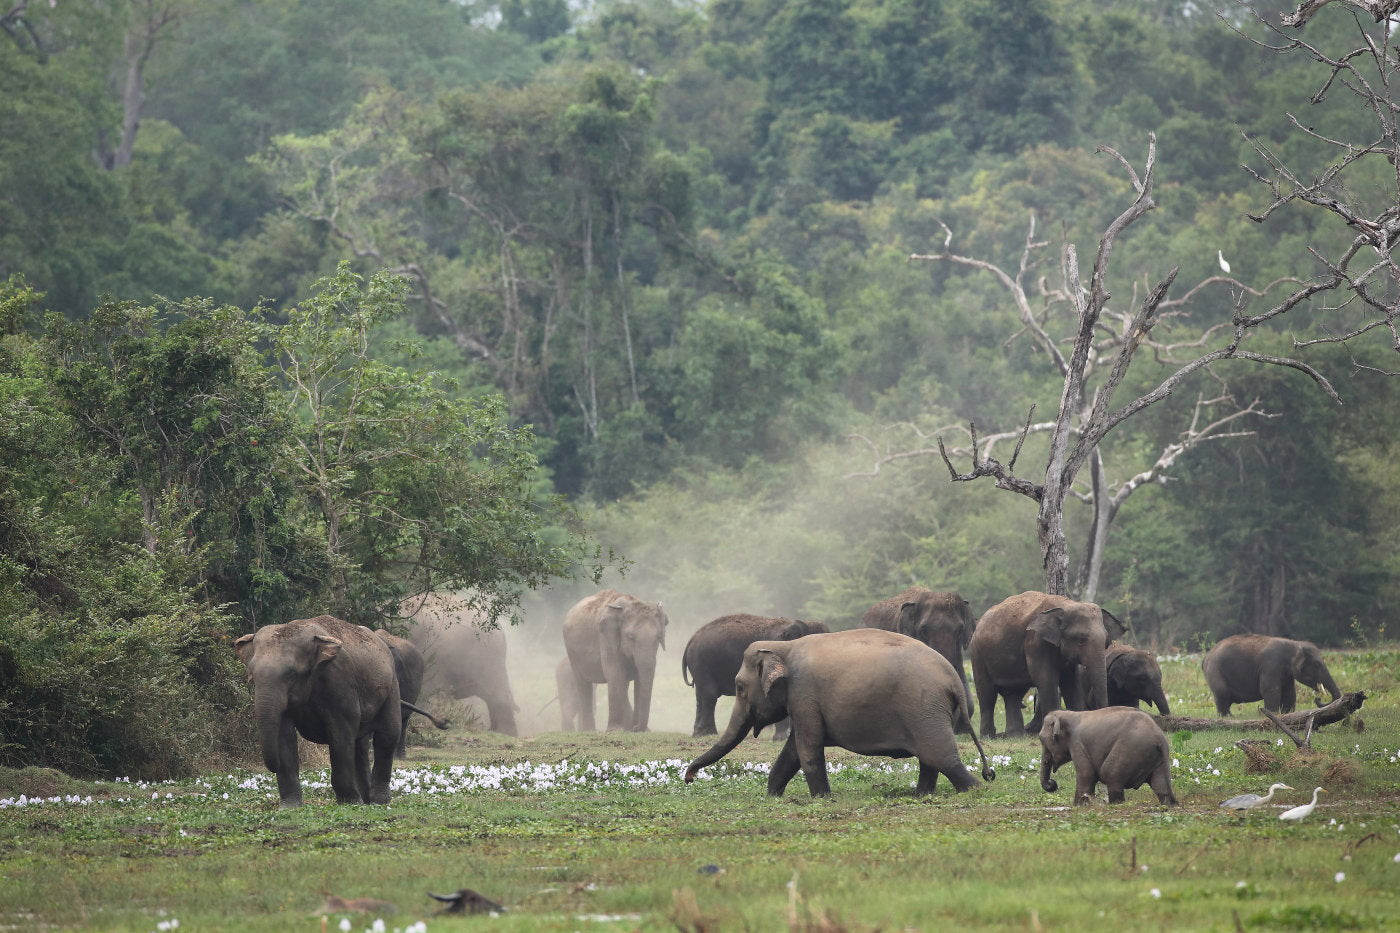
957, 695, 995, 782
402, 699, 449, 730
681, 647, 695, 687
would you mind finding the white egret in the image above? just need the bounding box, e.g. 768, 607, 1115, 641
1220, 782, 1293, 813
1278, 786, 1325, 822
1218, 250, 1231, 274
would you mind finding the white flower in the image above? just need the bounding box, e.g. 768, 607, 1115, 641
372, 919, 386, 933
1335, 872, 1346, 883
1149, 888, 1161, 899
1236, 881, 1247, 889
340, 919, 352, 932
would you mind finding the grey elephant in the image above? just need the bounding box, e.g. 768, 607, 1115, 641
682, 613, 829, 737
373, 629, 449, 757
563, 589, 668, 732
860, 587, 975, 721
401, 592, 520, 736
1038, 707, 1178, 806
234, 615, 402, 808
1105, 643, 1171, 715
684, 629, 995, 797
554, 656, 580, 731
968, 591, 1127, 738
1201, 634, 1341, 715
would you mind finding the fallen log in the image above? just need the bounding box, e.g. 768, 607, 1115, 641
1151, 691, 1366, 733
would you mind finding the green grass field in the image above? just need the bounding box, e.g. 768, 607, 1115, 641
2, 647, 1398, 931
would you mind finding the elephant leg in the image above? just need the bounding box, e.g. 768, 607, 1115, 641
327, 728, 363, 804
1213, 690, 1233, 716
693, 688, 719, 737
395, 710, 411, 759
772, 716, 791, 741
1261, 676, 1285, 713
1028, 682, 1060, 736
604, 671, 634, 732
1104, 783, 1127, 804
353, 733, 374, 803
767, 734, 802, 797
1073, 771, 1097, 806
915, 763, 940, 796
368, 720, 397, 805
274, 717, 303, 809
975, 669, 999, 738
575, 679, 596, 732
797, 741, 831, 798
486, 698, 519, 737
1149, 765, 1178, 806
1002, 689, 1028, 738
1279, 680, 1297, 714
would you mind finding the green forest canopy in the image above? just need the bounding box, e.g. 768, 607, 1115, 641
2, 0, 1399, 776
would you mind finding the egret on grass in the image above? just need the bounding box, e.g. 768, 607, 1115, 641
1220, 782, 1293, 813
1278, 786, 1325, 822
1218, 249, 1231, 274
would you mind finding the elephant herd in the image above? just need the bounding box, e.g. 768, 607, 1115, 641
233, 585, 1344, 809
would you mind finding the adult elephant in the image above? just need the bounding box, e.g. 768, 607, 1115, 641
1105, 643, 1171, 715
684, 629, 995, 797
860, 587, 975, 718
374, 629, 449, 757
968, 591, 1126, 738
562, 589, 669, 732
1201, 634, 1341, 715
402, 593, 520, 736
682, 614, 829, 737
234, 615, 402, 808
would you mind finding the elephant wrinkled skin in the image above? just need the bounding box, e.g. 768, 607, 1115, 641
373, 628, 429, 758
234, 615, 401, 808
1038, 707, 1178, 806
860, 587, 975, 724
682, 613, 829, 737
563, 589, 669, 732
684, 629, 995, 797
969, 591, 1127, 738
1201, 634, 1341, 715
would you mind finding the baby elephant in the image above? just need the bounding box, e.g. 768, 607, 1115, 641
1038, 708, 1178, 806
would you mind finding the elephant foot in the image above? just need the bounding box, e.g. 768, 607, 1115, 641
278, 797, 304, 810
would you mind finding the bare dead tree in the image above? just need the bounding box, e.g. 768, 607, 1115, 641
897, 8, 1400, 599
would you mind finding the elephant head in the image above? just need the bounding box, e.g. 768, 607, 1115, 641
685, 644, 791, 779
234, 621, 343, 776
1107, 645, 1170, 715
600, 594, 668, 730
1037, 710, 1073, 793
898, 592, 975, 655
1291, 642, 1341, 701
1028, 598, 1126, 711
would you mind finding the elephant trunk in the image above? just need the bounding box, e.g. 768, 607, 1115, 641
1084, 653, 1109, 710
684, 700, 751, 782
1149, 685, 1171, 716
254, 684, 289, 774
1318, 670, 1341, 703
1039, 750, 1058, 793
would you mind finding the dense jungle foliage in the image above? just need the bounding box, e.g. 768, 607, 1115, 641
2, 0, 1399, 777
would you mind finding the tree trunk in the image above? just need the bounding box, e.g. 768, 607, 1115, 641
1151, 691, 1365, 733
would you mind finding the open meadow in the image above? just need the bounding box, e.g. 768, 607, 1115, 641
2, 644, 1398, 932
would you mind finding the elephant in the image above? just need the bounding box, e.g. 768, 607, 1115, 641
681, 613, 829, 737
233, 615, 402, 808
684, 628, 995, 797
1105, 642, 1171, 715
1201, 634, 1341, 715
1038, 707, 1178, 806
402, 594, 520, 736
860, 587, 975, 722
968, 591, 1127, 738
373, 629, 449, 757
562, 589, 669, 732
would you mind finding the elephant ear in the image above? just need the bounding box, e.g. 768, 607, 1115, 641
1290, 645, 1310, 677
897, 601, 920, 636
313, 634, 343, 665
1028, 608, 1065, 647
233, 633, 256, 665
756, 649, 788, 698
1051, 714, 1063, 740
1101, 609, 1128, 642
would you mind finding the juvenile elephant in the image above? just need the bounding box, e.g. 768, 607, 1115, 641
1038, 707, 1178, 806
1105, 643, 1171, 715
682, 613, 829, 737
969, 591, 1127, 738
373, 629, 449, 757
1201, 634, 1341, 715
860, 587, 975, 721
563, 589, 668, 732
684, 629, 995, 797
402, 592, 520, 736
234, 615, 401, 808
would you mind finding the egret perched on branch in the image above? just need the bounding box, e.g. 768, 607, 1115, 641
1218, 250, 1232, 274
1278, 786, 1325, 822
1220, 782, 1293, 813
